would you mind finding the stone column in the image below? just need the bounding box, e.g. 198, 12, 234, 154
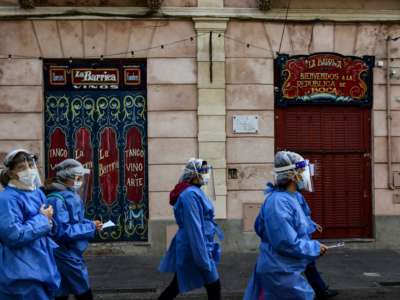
194, 18, 228, 218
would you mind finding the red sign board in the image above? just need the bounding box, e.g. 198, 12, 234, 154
99, 127, 119, 206
124, 67, 141, 85
74, 128, 93, 203
48, 128, 69, 178
275, 53, 374, 106
49, 68, 67, 85
124, 127, 145, 203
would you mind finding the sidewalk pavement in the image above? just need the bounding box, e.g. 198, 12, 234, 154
87, 249, 400, 299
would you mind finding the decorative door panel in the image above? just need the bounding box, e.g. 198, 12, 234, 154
44, 59, 148, 242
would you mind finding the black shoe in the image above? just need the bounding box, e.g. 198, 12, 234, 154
316, 288, 339, 299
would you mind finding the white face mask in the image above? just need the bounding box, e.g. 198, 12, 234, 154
17, 169, 38, 189
73, 181, 83, 191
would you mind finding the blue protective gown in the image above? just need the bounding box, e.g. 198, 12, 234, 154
296, 192, 318, 236
159, 185, 223, 293
47, 189, 96, 297
0, 186, 61, 300
243, 186, 321, 300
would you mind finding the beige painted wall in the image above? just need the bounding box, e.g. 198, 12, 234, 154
224, 21, 400, 219
0, 20, 198, 222
2, 0, 397, 9
224, 0, 400, 9
0, 0, 198, 7
1, 18, 400, 224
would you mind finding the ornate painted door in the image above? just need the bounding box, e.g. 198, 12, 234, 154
43, 59, 148, 242
274, 53, 374, 238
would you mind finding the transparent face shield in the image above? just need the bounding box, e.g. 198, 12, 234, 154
63, 165, 90, 199
297, 160, 315, 192
272, 159, 315, 192
75, 173, 91, 201
201, 165, 216, 202
189, 160, 216, 201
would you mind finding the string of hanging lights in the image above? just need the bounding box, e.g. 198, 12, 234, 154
1, 31, 399, 62
0, 33, 200, 61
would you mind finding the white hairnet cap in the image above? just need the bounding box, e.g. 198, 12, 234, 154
274, 151, 304, 168
179, 158, 204, 183
55, 158, 90, 179
274, 151, 305, 183
3, 149, 35, 167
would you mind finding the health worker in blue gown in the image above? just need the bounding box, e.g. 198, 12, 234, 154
158, 158, 224, 300
43, 159, 103, 300
243, 151, 329, 300
0, 149, 60, 300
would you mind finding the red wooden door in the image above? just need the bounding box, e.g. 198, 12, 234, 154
276, 106, 372, 238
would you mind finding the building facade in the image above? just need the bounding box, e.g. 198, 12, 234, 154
0, 0, 399, 254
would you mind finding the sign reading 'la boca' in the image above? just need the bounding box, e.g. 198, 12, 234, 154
275, 53, 374, 106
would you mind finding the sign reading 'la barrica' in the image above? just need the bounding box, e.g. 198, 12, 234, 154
275, 53, 374, 107
46, 60, 143, 90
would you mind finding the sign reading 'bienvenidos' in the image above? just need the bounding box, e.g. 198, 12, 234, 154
275, 53, 374, 107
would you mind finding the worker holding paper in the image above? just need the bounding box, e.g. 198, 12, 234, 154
43, 159, 102, 300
